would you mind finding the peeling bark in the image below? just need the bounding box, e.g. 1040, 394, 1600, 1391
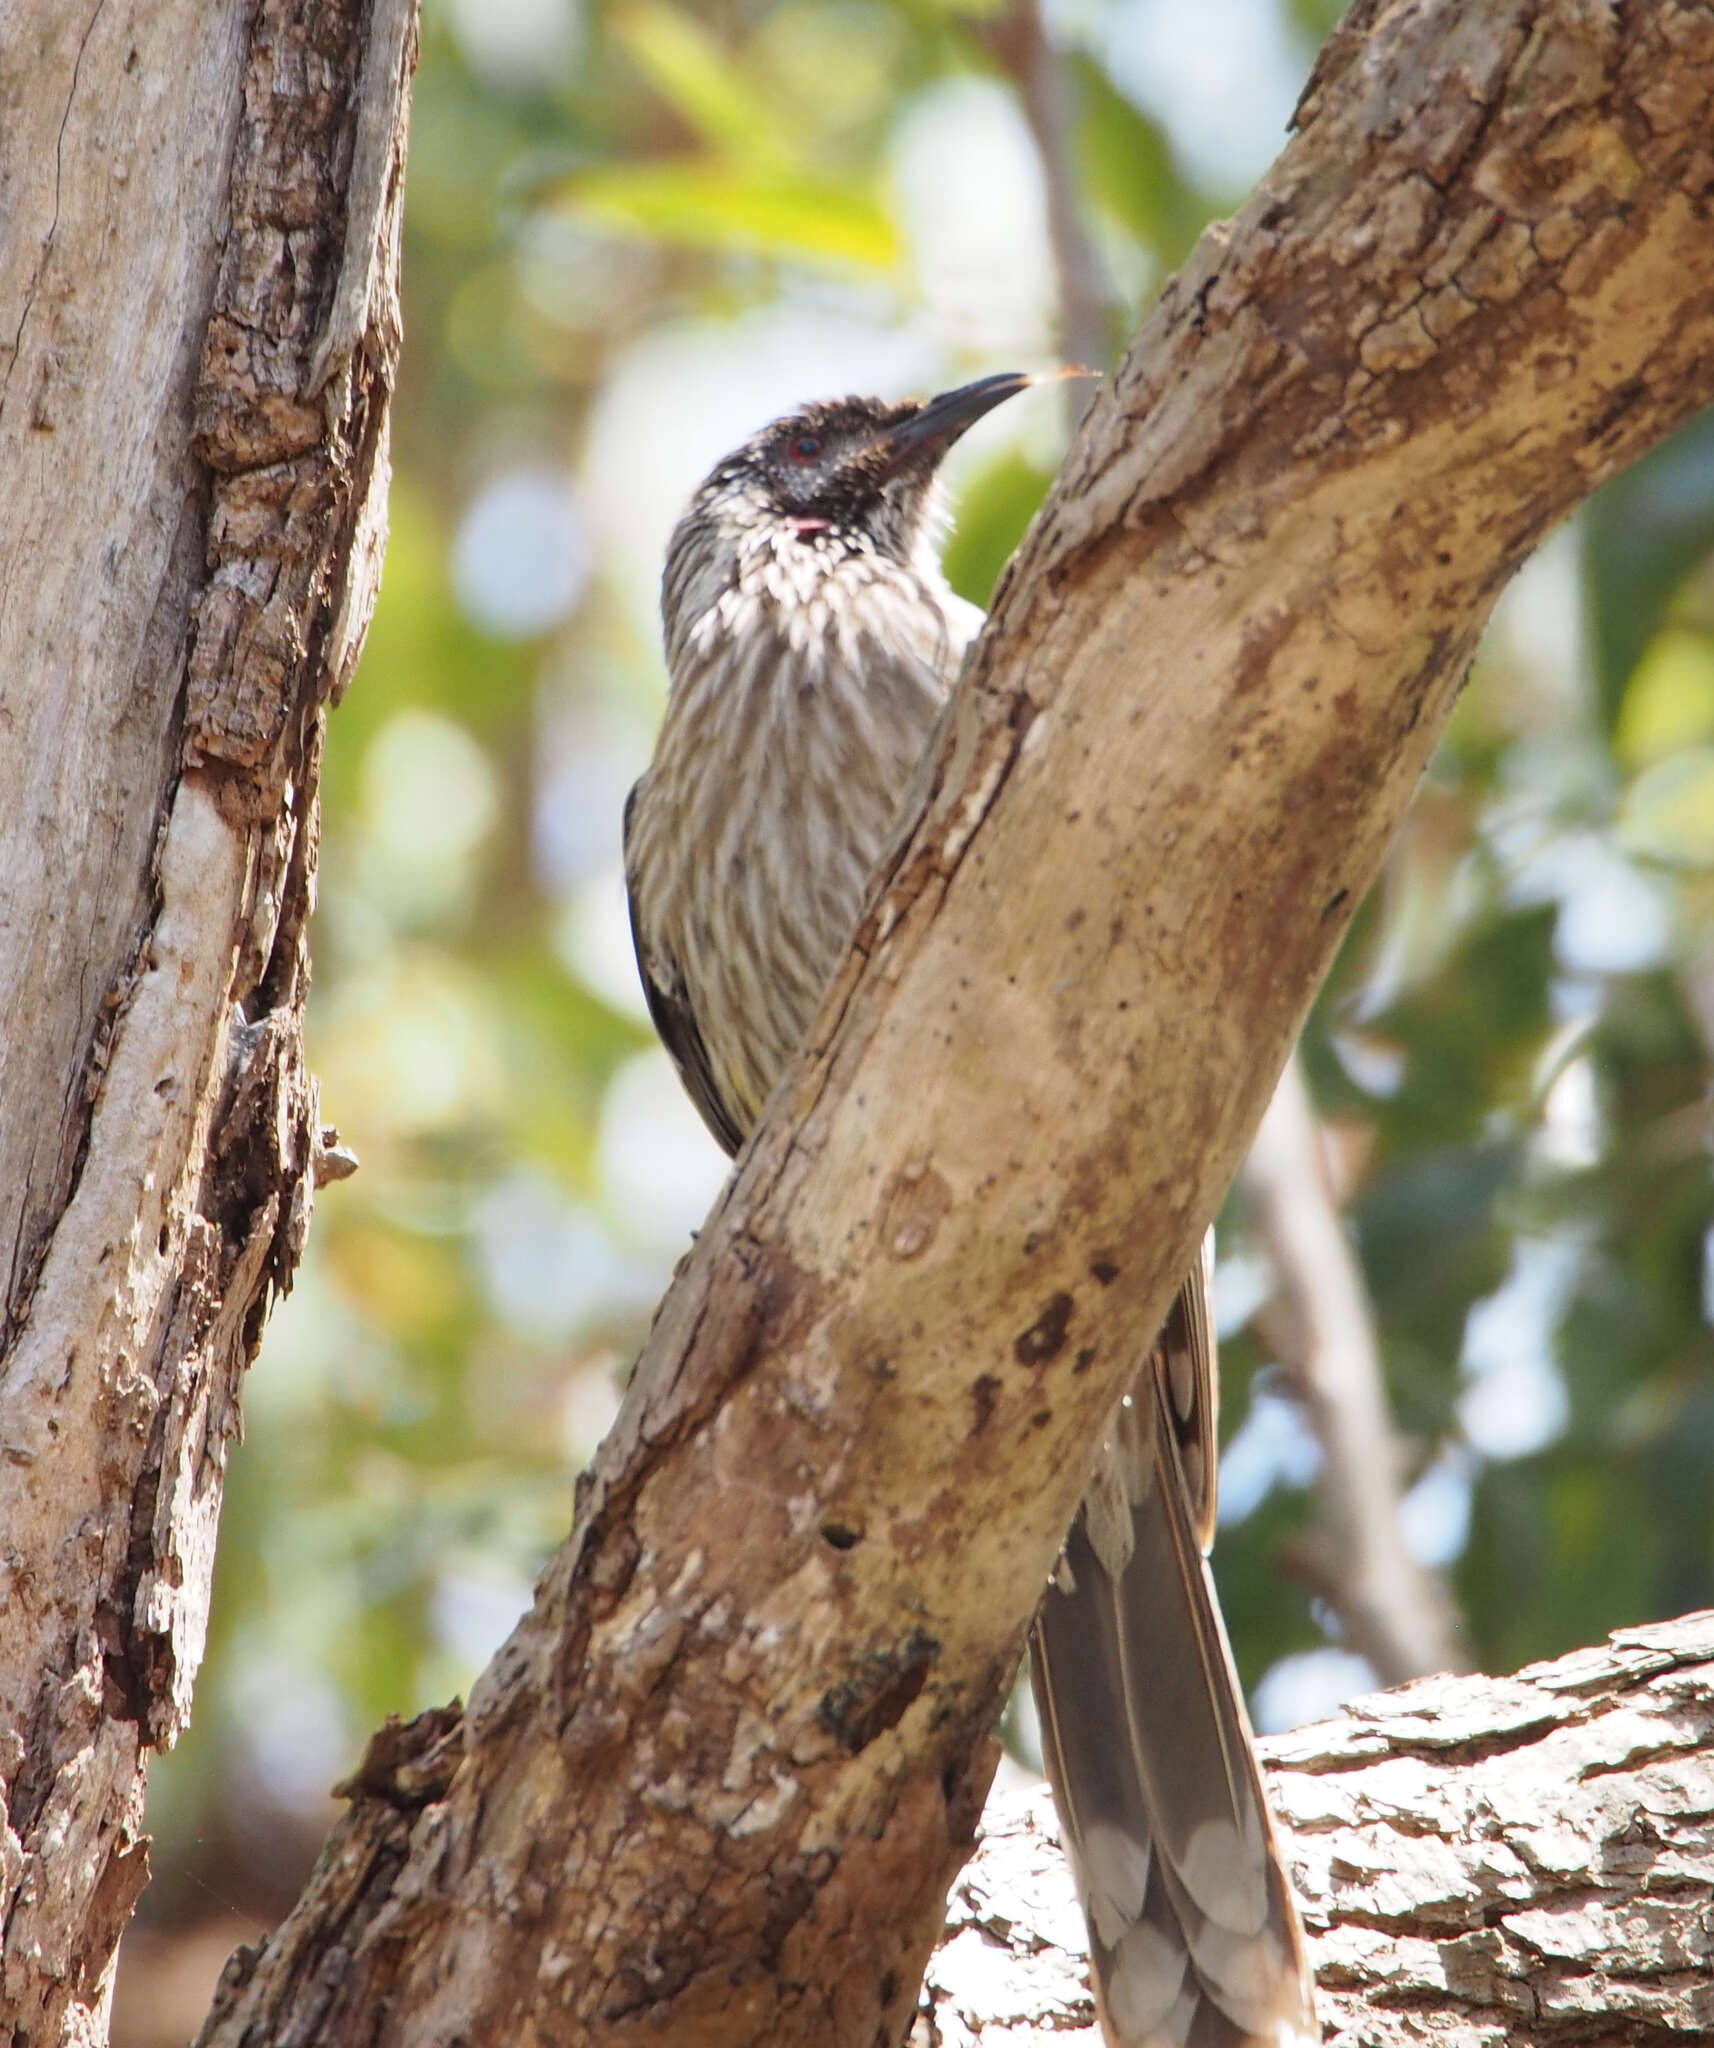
920, 1612, 1714, 2045
0, 1, 415, 2041
193, 4, 1714, 2046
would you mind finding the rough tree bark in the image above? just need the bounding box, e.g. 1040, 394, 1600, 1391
192, 3, 1714, 2046
922, 1612, 1714, 2046
0, 0, 415, 2041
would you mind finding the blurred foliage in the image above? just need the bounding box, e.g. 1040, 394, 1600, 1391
132, 0, 1714, 1988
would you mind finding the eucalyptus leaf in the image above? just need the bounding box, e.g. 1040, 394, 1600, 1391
558, 162, 901, 270
1584, 405, 1714, 725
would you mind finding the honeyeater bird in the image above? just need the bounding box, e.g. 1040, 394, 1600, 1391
623, 371, 1317, 2048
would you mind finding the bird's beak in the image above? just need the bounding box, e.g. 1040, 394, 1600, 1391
877, 368, 1090, 475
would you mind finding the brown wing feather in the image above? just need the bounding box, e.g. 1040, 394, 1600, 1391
623, 782, 745, 1160
1161, 1230, 1219, 1549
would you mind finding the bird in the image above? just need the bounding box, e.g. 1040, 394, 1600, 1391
623, 372, 1318, 2048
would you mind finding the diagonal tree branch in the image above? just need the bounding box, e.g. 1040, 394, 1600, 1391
198, 3, 1714, 2043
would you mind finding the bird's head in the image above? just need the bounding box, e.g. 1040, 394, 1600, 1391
665, 372, 1051, 617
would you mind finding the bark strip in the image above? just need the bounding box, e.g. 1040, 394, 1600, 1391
0, 2, 414, 2039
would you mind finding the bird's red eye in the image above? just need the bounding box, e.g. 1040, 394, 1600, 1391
789, 433, 823, 463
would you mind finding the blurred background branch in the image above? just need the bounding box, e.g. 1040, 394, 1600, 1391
1245, 1056, 1468, 1686
113, 0, 1714, 2034
986, 0, 1121, 379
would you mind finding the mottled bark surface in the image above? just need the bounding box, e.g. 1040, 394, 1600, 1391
922, 1612, 1714, 2045
194, 4, 1714, 2047
0, 1, 414, 2041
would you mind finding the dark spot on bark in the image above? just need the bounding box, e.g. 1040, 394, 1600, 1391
1090, 1257, 1119, 1285
1031, 1409, 1053, 1429
821, 1520, 862, 1551
971, 1374, 1001, 1434
818, 1632, 940, 1754
1014, 1292, 1074, 1366
1324, 886, 1350, 920
1108, 914, 1126, 949
1023, 1230, 1045, 1255
1065, 905, 1086, 932
879, 1971, 900, 2010
879, 1160, 953, 1260
1235, 607, 1296, 696
1073, 1347, 1097, 1374
334, 1701, 466, 1809
587, 1522, 641, 1603
1192, 272, 1217, 329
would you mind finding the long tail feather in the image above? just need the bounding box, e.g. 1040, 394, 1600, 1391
1030, 1268, 1317, 2048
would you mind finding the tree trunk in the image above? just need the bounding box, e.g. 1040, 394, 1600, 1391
0, 0, 414, 2041
191, 2, 1714, 2045
921, 1611, 1714, 2045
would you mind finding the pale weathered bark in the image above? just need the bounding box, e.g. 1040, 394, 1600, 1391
0, 0, 414, 2040
921, 1611, 1714, 2045
193, 3, 1714, 2045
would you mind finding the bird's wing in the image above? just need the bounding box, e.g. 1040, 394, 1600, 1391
1166, 1228, 1219, 1549
622, 782, 745, 1160
1031, 1252, 1316, 2048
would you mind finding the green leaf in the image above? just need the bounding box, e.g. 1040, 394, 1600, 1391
611, 1, 788, 163
942, 450, 1054, 607
558, 162, 902, 271
898, 0, 1011, 20
1583, 404, 1714, 726
1615, 627, 1714, 769
1618, 746, 1714, 868
1070, 55, 1212, 264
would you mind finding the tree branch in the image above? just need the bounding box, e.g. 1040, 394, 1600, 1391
920, 1609, 1714, 2044
988, 0, 1121, 377
0, 1, 413, 2038
1245, 1055, 1467, 1683
197, 3, 1714, 2043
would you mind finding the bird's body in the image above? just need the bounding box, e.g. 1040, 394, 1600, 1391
626, 407, 977, 1143
624, 375, 1317, 2048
